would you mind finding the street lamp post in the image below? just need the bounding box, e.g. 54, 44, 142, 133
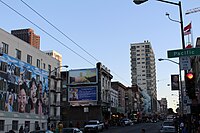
48, 65, 68, 129
158, 58, 183, 114
133, 0, 185, 49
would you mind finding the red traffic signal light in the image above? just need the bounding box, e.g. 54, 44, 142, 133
185, 72, 196, 99
186, 72, 194, 79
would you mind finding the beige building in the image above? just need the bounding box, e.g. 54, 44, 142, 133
130, 40, 157, 113
44, 50, 62, 66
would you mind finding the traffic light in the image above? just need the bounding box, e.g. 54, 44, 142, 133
185, 72, 196, 99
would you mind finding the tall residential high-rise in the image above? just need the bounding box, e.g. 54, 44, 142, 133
130, 40, 157, 113
11, 28, 40, 49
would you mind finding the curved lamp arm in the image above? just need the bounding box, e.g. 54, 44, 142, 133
49, 65, 68, 76
158, 58, 179, 65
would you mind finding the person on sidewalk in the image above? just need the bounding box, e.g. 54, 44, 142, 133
19, 126, 23, 133
141, 128, 145, 133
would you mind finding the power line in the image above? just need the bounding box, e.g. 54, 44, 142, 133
0, 0, 95, 66
20, 0, 99, 62
0, 0, 130, 85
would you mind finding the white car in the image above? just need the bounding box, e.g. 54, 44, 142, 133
160, 120, 176, 133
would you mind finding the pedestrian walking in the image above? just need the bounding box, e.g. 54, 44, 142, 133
19, 126, 23, 133
24, 125, 29, 133
69, 121, 73, 127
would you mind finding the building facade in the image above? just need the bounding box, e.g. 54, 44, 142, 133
0, 28, 60, 132
11, 28, 40, 49
130, 40, 157, 114
111, 82, 126, 115
44, 50, 62, 67
60, 62, 113, 128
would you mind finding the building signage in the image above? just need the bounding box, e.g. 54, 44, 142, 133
68, 86, 97, 102
167, 48, 200, 58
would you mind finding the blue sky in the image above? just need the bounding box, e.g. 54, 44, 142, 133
0, 0, 199, 110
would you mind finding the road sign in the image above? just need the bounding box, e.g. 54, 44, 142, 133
167, 48, 200, 58
180, 57, 191, 70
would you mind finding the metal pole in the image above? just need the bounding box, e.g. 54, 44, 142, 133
178, 59, 183, 115
157, 0, 185, 115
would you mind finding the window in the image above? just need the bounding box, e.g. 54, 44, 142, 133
145, 45, 150, 48
0, 77, 6, 91
54, 81, 57, 89
12, 120, 18, 130
14, 66, 20, 76
36, 75, 40, 83
15, 49, 21, 60
2, 42, 8, 54
35, 121, 39, 130
27, 54, 32, 65
36, 59, 40, 68
0, 61, 7, 72
25, 71, 32, 80
43, 63, 46, 69
25, 121, 30, 131
54, 107, 56, 116
0, 120, 4, 131
48, 64, 51, 73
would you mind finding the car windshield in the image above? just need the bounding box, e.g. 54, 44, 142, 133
163, 121, 174, 126
62, 128, 74, 133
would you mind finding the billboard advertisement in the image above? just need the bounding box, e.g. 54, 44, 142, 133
171, 74, 179, 91
69, 68, 97, 85
68, 86, 97, 102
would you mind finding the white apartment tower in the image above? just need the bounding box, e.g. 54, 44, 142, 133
130, 40, 157, 113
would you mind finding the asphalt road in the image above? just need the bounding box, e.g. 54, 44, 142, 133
102, 121, 162, 133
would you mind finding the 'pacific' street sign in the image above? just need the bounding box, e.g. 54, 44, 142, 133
167, 48, 200, 58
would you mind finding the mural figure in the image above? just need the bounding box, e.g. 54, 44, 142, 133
36, 81, 43, 115
7, 63, 16, 84
42, 88, 48, 115
5, 84, 16, 112
29, 78, 37, 113
18, 82, 28, 113
5, 91, 13, 112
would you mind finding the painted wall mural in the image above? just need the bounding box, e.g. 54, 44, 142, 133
0, 54, 49, 115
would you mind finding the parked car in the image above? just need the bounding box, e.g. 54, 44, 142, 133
160, 120, 176, 133
84, 120, 104, 133
62, 127, 83, 133
120, 118, 132, 126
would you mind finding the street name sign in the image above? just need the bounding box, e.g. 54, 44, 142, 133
167, 48, 200, 58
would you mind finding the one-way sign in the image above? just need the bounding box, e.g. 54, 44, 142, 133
180, 57, 191, 70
